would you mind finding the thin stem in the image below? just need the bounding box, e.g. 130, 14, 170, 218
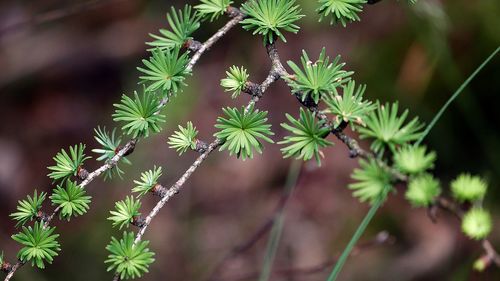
416, 46, 499, 145
326, 186, 390, 281
258, 161, 302, 281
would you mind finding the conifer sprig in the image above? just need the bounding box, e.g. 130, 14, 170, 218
108, 196, 142, 230
113, 91, 166, 138
168, 122, 198, 155
132, 166, 163, 197
358, 102, 424, 154
137, 47, 191, 95
241, 0, 304, 43
349, 159, 392, 204
195, 0, 234, 22
324, 80, 375, 127
279, 108, 333, 165
10, 190, 46, 227
93, 126, 131, 179
47, 144, 90, 182
11, 222, 60, 269
214, 105, 274, 160
405, 173, 441, 207
50, 181, 91, 221
105, 232, 155, 280
450, 173, 487, 203
147, 5, 201, 51
220, 66, 250, 99
93, 127, 122, 161
393, 145, 436, 175
462, 208, 492, 240
317, 0, 367, 27
286, 48, 353, 104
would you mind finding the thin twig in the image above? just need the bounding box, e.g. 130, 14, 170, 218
132, 139, 221, 245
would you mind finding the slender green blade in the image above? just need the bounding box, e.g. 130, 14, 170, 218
416, 46, 499, 145
258, 160, 302, 281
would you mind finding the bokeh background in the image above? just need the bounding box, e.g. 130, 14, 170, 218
0, 0, 499, 280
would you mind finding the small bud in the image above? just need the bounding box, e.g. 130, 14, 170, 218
184, 39, 202, 52
131, 216, 146, 228
194, 139, 208, 153
36, 210, 48, 223
348, 149, 358, 158
1, 261, 12, 273
116, 143, 136, 157
151, 183, 167, 197
243, 81, 262, 97
77, 166, 89, 180
226, 6, 241, 18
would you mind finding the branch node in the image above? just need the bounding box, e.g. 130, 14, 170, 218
194, 139, 209, 153
243, 81, 263, 97
36, 210, 49, 223
226, 6, 242, 18
77, 166, 89, 180
184, 39, 202, 52
1, 261, 12, 273
131, 216, 146, 228
115, 141, 136, 158
151, 183, 167, 197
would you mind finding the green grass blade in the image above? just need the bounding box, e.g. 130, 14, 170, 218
416, 46, 499, 145
326, 185, 390, 281
258, 160, 302, 281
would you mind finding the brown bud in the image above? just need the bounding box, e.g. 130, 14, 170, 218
243, 82, 263, 97
183, 39, 202, 52
1, 262, 12, 273
151, 183, 166, 197
36, 210, 48, 222
115, 143, 136, 157
226, 6, 241, 18
194, 139, 208, 153
77, 166, 89, 180
131, 216, 146, 228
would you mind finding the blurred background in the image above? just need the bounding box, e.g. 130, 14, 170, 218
0, 0, 499, 280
